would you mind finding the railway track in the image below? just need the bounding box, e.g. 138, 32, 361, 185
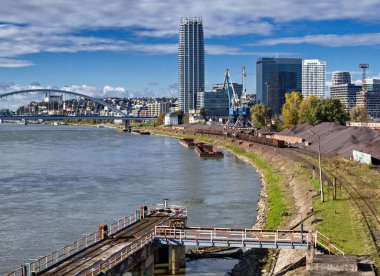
280, 148, 380, 258
178, 128, 380, 258
40, 216, 167, 276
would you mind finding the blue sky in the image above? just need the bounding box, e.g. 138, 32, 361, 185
0, 0, 380, 98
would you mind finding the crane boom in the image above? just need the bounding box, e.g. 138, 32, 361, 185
223, 69, 240, 114
222, 68, 253, 136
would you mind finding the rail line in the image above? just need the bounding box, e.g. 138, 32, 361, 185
41, 216, 167, 275
280, 148, 380, 258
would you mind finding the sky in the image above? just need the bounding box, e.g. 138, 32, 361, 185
0, 0, 380, 98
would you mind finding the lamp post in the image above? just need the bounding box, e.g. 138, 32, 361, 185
308, 129, 324, 202
265, 82, 270, 107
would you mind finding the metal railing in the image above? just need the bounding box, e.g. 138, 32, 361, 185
79, 217, 174, 276
108, 214, 138, 236
154, 226, 310, 248
4, 267, 24, 276
314, 231, 345, 255
80, 230, 155, 276
5, 211, 140, 276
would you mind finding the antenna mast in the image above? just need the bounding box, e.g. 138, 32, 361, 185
359, 63, 369, 114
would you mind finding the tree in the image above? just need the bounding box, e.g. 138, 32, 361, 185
156, 113, 165, 125
272, 114, 283, 131
317, 98, 349, 125
282, 91, 303, 128
350, 106, 368, 122
199, 108, 206, 120
250, 103, 272, 128
298, 95, 320, 125
176, 110, 184, 124
183, 113, 189, 124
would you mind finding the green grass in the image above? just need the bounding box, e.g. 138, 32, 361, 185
304, 170, 373, 257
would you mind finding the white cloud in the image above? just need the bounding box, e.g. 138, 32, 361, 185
103, 86, 126, 95
0, 58, 33, 68
256, 33, 380, 47
0, 0, 378, 66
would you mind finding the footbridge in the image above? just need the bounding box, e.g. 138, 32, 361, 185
5, 202, 343, 276
0, 89, 156, 122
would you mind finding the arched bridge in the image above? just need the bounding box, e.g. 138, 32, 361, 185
0, 89, 156, 121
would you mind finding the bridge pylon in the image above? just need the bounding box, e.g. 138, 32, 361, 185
123, 120, 131, 132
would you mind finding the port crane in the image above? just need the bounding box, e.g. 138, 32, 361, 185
223, 68, 253, 136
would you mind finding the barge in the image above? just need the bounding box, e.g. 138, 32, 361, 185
179, 138, 223, 158
194, 143, 224, 158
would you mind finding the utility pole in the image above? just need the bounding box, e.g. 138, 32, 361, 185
308, 129, 324, 202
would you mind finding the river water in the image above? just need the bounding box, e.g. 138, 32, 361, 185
0, 124, 261, 275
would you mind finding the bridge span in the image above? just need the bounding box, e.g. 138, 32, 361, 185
5, 202, 343, 276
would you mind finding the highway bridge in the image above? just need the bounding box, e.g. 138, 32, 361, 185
5, 202, 344, 276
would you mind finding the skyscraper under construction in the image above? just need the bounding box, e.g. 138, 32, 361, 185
178, 17, 205, 113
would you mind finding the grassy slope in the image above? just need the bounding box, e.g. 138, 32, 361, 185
149, 127, 380, 271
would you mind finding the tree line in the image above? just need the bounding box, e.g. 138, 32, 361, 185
250, 91, 368, 130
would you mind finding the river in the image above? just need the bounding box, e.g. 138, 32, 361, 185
0, 124, 261, 275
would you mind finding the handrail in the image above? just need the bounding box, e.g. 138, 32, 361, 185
108, 214, 138, 236
314, 231, 345, 255
5, 211, 141, 275
79, 217, 174, 275
3, 267, 24, 276
154, 226, 310, 246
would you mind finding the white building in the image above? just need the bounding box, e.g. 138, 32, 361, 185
164, 112, 178, 126
302, 59, 326, 98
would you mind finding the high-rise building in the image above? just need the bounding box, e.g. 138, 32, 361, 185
332, 71, 351, 86
302, 59, 326, 98
178, 17, 205, 113
256, 58, 302, 114
330, 84, 361, 112
330, 74, 380, 119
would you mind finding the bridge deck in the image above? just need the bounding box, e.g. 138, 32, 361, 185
154, 226, 311, 250
40, 215, 168, 276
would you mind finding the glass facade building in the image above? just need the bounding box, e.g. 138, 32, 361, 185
178, 17, 205, 113
256, 58, 302, 114
332, 71, 351, 86
197, 83, 242, 118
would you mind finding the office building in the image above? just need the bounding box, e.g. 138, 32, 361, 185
330, 84, 362, 111
147, 102, 170, 117
178, 17, 205, 113
331, 74, 380, 119
256, 58, 302, 114
211, 83, 243, 98
332, 71, 351, 86
366, 76, 380, 93
197, 83, 243, 118
302, 59, 326, 98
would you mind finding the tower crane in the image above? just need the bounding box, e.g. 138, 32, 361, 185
223, 69, 253, 136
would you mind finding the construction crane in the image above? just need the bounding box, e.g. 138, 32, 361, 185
223, 69, 253, 136
240, 66, 248, 105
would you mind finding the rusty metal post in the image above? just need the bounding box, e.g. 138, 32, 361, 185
333, 176, 337, 200
98, 224, 108, 240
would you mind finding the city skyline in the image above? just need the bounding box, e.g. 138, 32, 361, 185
0, 1, 380, 98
